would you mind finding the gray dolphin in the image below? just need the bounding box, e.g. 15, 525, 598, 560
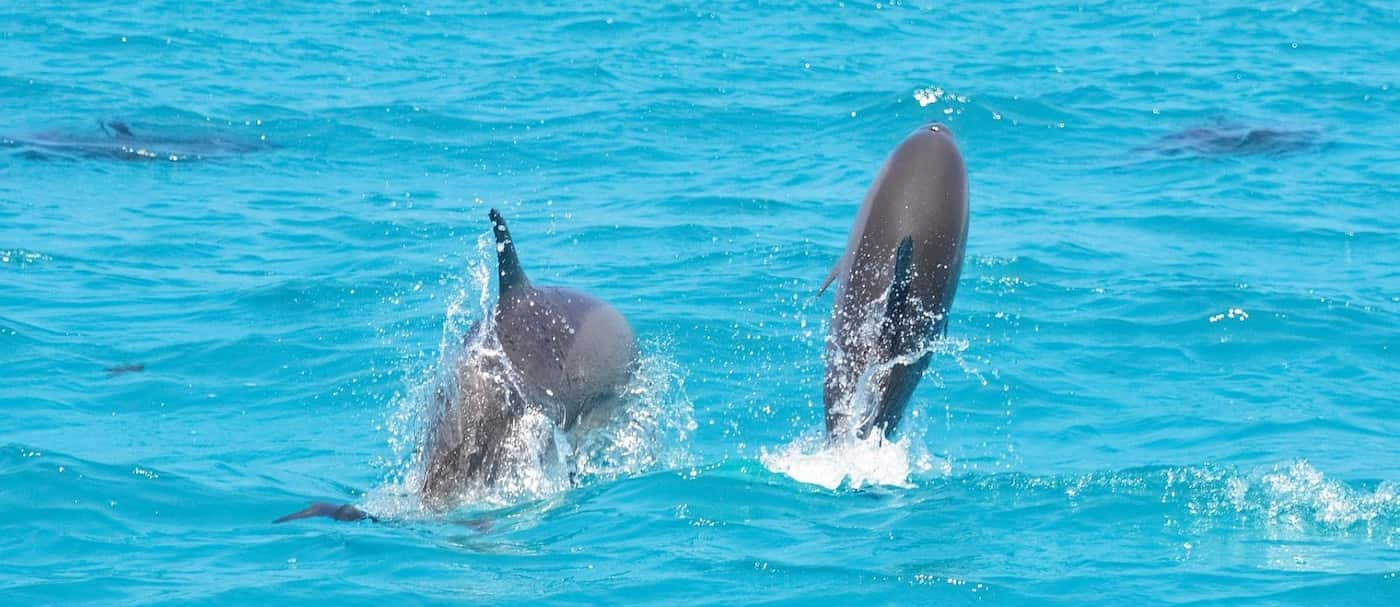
277, 209, 638, 522
820, 124, 969, 441
1147, 121, 1315, 157
2, 120, 271, 161
417, 209, 639, 508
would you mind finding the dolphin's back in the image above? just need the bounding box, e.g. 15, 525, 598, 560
496, 285, 638, 428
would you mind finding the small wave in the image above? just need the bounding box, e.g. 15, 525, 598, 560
963, 459, 1400, 537
755, 389, 1400, 536
1252, 460, 1399, 532
0, 248, 51, 267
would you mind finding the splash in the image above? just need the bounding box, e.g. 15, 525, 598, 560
573, 350, 697, 482
980, 460, 1400, 537
365, 233, 694, 519
760, 429, 946, 491
912, 85, 972, 118
769, 290, 972, 490
1117, 460, 1400, 535
1252, 460, 1399, 532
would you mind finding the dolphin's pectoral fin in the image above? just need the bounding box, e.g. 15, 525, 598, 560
816, 263, 841, 297
816, 248, 856, 298
273, 502, 375, 524
880, 236, 916, 345
488, 209, 530, 298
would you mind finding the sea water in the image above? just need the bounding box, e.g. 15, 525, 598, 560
2, 1, 1399, 604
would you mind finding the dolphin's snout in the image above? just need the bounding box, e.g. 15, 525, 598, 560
925, 122, 954, 137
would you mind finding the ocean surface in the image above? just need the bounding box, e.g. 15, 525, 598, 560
3, 1, 1399, 604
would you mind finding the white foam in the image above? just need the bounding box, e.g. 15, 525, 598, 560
1252, 460, 1399, 530
761, 430, 946, 491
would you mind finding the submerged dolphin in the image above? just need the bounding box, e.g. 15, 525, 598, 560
821, 124, 969, 441
1147, 121, 1315, 157
2, 120, 271, 161
277, 209, 638, 522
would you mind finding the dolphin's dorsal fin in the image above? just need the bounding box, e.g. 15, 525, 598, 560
881, 236, 916, 342
488, 209, 530, 298
105, 121, 134, 137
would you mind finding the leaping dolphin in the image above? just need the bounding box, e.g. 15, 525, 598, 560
277, 209, 639, 522
821, 124, 969, 441
417, 209, 639, 508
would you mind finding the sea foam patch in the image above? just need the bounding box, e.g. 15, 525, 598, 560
761, 430, 947, 491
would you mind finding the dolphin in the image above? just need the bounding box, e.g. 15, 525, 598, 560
276, 209, 639, 522
417, 209, 639, 508
1147, 121, 1315, 157
820, 124, 969, 441
2, 120, 271, 161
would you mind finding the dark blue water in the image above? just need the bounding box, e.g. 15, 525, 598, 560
3, 1, 1399, 604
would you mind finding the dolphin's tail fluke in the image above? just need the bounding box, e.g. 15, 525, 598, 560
273, 502, 374, 524
488, 209, 530, 298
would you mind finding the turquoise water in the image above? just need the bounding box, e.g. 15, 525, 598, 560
4, 1, 1400, 604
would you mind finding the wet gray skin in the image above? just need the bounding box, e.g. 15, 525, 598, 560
822, 124, 969, 441
418, 209, 639, 509
2, 120, 271, 161
276, 209, 637, 522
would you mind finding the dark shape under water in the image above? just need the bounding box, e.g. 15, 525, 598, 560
2, 120, 273, 162
104, 363, 145, 377
1148, 122, 1316, 157
273, 502, 375, 523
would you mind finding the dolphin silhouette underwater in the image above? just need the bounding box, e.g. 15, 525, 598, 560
2, 120, 271, 161
277, 209, 639, 523
820, 123, 970, 441
1147, 121, 1315, 157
